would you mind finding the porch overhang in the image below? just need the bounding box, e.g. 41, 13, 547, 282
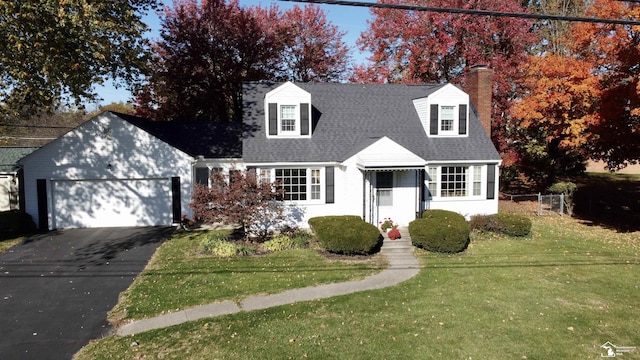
353, 136, 427, 171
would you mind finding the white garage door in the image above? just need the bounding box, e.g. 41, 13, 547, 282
52, 178, 173, 228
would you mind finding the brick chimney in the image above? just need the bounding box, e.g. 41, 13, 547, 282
463, 65, 493, 138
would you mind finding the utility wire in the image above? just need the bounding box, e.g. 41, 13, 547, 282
279, 0, 640, 25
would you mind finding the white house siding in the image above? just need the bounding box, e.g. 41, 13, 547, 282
21, 113, 194, 230
263, 164, 362, 228
424, 162, 500, 219
424, 198, 498, 219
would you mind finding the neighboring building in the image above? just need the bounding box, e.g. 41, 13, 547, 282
20, 66, 501, 230
0, 147, 38, 211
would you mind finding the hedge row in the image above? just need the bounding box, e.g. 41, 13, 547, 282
469, 213, 532, 237
308, 216, 382, 255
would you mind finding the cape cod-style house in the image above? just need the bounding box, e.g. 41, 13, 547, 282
20, 66, 501, 230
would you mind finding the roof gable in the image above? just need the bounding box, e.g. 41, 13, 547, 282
350, 137, 426, 170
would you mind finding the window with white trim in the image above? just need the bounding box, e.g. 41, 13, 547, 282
440, 105, 455, 132
427, 166, 437, 197
441, 166, 467, 197
311, 169, 321, 200
473, 165, 482, 196
280, 105, 296, 133
272, 167, 323, 202
427, 165, 484, 198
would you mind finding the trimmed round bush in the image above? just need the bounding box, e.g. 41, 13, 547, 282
493, 214, 532, 237
308, 216, 381, 255
409, 210, 470, 253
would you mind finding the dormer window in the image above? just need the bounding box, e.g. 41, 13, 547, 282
430, 104, 467, 136
440, 105, 455, 132
265, 82, 312, 139
280, 105, 297, 133
413, 83, 470, 138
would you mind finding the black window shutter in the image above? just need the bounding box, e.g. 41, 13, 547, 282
486, 165, 496, 200
459, 104, 467, 135
268, 103, 278, 136
325, 166, 334, 204
430, 104, 439, 135
300, 103, 310, 135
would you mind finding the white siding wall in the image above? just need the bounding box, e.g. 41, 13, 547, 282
20, 113, 194, 229
283, 164, 363, 228
425, 199, 498, 220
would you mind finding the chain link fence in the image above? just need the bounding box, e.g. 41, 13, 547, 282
500, 193, 566, 216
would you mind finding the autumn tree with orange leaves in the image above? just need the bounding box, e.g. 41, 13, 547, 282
511, 0, 640, 187
510, 55, 601, 186
573, 0, 640, 171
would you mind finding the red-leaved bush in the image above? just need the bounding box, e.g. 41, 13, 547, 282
190, 170, 286, 239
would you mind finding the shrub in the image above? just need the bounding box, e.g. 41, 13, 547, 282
0, 210, 36, 240
308, 216, 381, 255
199, 233, 237, 257
493, 214, 532, 237
469, 214, 532, 237
469, 215, 503, 233
262, 235, 294, 252
292, 230, 313, 248
409, 210, 470, 253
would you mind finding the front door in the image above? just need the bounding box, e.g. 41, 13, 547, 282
376, 172, 394, 226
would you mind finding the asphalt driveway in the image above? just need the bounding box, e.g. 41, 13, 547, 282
0, 226, 172, 360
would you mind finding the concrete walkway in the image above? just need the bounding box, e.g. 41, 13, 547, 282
116, 228, 420, 336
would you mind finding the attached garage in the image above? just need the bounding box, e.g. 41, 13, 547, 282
19, 112, 242, 230
50, 178, 175, 229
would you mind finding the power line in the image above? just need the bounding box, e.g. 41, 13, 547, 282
279, 0, 640, 26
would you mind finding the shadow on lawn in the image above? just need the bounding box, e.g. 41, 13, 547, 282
572, 174, 640, 232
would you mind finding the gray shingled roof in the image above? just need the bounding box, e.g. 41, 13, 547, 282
115, 112, 243, 158
0, 147, 38, 173
242, 82, 501, 164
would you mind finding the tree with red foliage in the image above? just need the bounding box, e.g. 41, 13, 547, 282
355, 0, 538, 159
190, 170, 287, 239
135, 0, 350, 122
279, 5, 350, 82
135, 0, 284, 122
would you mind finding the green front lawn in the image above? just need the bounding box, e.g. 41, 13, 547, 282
78, 217, 639, 359
108, 230, 385, 324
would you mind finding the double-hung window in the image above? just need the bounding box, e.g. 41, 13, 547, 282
280, 105, 297, 133
440, 106, 455, 132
